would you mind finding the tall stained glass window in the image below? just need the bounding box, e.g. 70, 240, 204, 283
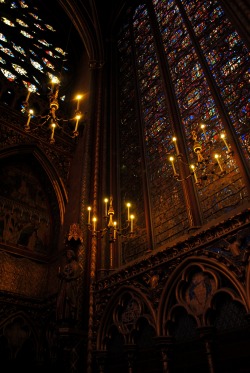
117, 0, 250, 263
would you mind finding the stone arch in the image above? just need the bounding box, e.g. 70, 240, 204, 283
96, 285, 157, 351
0, 144, 67, 253
157, 256, 248, 337
0, 312, 40, 365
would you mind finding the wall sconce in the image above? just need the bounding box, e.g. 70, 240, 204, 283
169, 123, 233, 185
22, 78, 84, 143
87, 197, 135, 242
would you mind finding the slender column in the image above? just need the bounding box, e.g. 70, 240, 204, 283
198, 326, 216, 373
86, 61, 104, 373
124, 344, 136, 373
95, 350, 108, 373
154, 336, 174, 373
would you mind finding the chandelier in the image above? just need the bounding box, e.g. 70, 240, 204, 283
169, 124, 233, 185
87, 197, 135, 241
22, 78, 83, 144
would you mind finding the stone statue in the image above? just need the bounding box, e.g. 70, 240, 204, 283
56, 249, 80, 324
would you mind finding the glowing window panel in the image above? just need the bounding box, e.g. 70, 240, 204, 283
33, 75, 40, 85
34, 23, 44, 31
22, 80, 37, 92
20, 1, 28, 8
0, 44, 15, 56
12, 43, 26, 56
38, 39, 51, 47
0, 56, 6, 64
28, 13, 41, 20
45, 24, 56, 32
33, 43, 42, 49
55, 47, 66, 55
12, 63, 28, 76
16, 18, 28, 27
30, 58, 43, 71
42, 57, 55, 70
1, 68, 16, 81
182, 0, 250, 163
0, 33, 7, 42
2, 17, 15, 26
151, 0, 247, 223
45, 50, 54, 57
29, 49, 37, 57
0, 0, 72, 99
20, 30, 33, 38
47, 72, 59, 83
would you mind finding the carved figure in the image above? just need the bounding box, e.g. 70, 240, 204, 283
56, 249, 80, 324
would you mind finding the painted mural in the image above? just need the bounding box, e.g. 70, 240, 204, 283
0, 161, 51, 253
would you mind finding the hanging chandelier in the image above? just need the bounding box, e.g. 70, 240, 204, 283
169, 123, 233, 186
87, 197, 135, 242
22, 78, 83, 144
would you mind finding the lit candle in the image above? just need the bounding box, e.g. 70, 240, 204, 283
190, 164, 198, 183
169, 156, 178, 177
75, 94, 83, 111
74, 114, 81, 132
87, 206, 91, 224
127, 202, 131, 221
50, 123, 56, 142
51, 77, 59, 93
25, 109, 33, 131
214, 154, 223, 172
200, 123, 207, 141
93, 216, 97, 232
114, 221, 117, 240
220, 133, 230, 151
130, 214, 134, 233
172, 137, 180, 156
104, 198, 108, 216
25, 88, 32, 103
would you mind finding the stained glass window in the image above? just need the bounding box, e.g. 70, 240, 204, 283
0, 0, 69, 94
117, 0, 250, 263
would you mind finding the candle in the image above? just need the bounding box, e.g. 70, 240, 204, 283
172, 137, 180, 156
50, 123, 56, 142
200, 124, 207, 141
75, 94, 83, 111
93, 217, 97, 232
74, 114, 81, 132
169, 156, 178, 177
190, 164, 198, 183
214, 154, 223, 172
114, 221, 117, 240
87, 206, 91, 224
25, 109, 33, 131
220, 133, 230, 151
25, 88, 32, 103
126, 202, 131, 221
130, 214, 134, 233
104, 198, 108, 216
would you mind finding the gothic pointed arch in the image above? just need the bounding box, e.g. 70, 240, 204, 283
157, 257, 249, 339
96, 285, 157, 351
0, 144, 67, 254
